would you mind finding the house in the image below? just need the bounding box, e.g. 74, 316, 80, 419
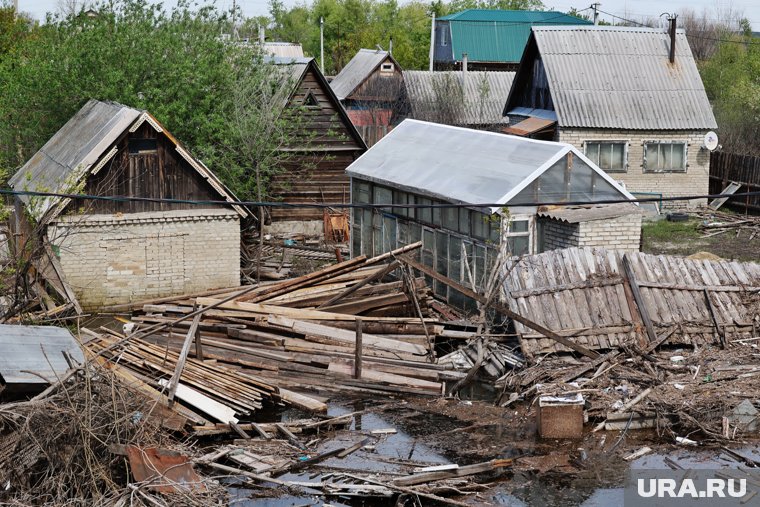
9, 100, 247, 310
503, 26, 718, 206
329, 49, 403, 146
267, 57, 367, 236
346, 120, 639, 307
403, 70, 514, 129
432, 10, 591, 71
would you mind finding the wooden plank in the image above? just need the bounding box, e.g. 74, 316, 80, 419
401, 256, 599, 359
327, 361, 442, 392
354, 318, 363, 379
622, 254, 657, 345
158, 379, 238, 424
167, 312, 203, 402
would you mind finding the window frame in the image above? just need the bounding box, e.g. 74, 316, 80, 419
503, 215, 534, 256
643, 141, 688, 173
380, 62, 395, 73
584, 140, 628, 173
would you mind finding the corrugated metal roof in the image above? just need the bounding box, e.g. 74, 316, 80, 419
403, 70, 515, 126
0, 324, 83, 388
530, 26, 718, 130
330, 49, 392, 100
262, 42, 304, 58
537, 203, 641, 223
438, 9, 591, 63
9, 100, 141, 220
345, 119, 633, 209
9, 99, 248, 221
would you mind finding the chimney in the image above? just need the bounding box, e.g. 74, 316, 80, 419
462, 52, 468, 73
668, 15, 677, 64
389, 36, 393, 56
259, 26, 265, 44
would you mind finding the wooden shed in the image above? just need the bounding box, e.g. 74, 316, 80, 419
9, 100, 247, 310
267, 57, 367, 237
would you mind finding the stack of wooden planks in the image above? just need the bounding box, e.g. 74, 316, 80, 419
117, 243, 471, 399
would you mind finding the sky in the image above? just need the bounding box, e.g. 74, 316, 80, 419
14, 0, 760, 30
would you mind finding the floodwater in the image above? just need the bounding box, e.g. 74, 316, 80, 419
229, 399, 760, 506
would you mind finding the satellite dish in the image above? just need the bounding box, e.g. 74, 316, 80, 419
702, 131, 719, 151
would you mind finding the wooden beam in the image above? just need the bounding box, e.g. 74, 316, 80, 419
317, 260, 401, 308
400, 256, 599, 359
167, 312, 203, 403
622, 254, 657, 345
354, 318, 363, 379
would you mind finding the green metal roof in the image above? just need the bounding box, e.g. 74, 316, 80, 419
438, 9, 591, 63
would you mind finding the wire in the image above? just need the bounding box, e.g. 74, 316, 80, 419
5, 187, 760, 210
597, 8, 760, 46
445, 9, 592, 29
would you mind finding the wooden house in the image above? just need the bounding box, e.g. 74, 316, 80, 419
329, 49, 403, 146
503, 26, 718, 207
267, 57, 367, 236
9, 99, 247, 310
346, 120, 640, 309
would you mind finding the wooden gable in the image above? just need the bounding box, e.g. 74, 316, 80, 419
68, 121, 227, 215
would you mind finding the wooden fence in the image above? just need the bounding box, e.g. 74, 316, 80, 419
709, 151, 760, 213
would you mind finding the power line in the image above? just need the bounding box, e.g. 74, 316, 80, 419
4, 187, 760, 210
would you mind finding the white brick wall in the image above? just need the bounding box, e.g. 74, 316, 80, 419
47, 209, 240, 309
559, 128, 710, 208
540, 213, 641, 253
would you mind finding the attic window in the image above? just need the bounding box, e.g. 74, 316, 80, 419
380, 62, 394, 73
303, 90, 320, 108
128, 138, 157, 154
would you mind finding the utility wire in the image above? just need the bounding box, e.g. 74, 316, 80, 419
3, 187, 760, 210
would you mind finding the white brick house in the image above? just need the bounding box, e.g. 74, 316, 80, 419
504, 26, 718, 207
10, 100, 248, 309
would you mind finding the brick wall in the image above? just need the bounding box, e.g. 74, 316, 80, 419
559, 128, 710, 207
540, 213, 641, 253
47, 209, 240, 310
540, 219, 580, 251
577, 214, 642, 251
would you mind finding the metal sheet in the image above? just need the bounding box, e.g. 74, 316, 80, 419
530, 26, 718, 130
537, 203, 641, 223
0, 324, 84, 387
126, 446, 206, 493
404, 70, 515, 126
330, 49, 391, 100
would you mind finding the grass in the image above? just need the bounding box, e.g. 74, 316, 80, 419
641, 218, 701, 242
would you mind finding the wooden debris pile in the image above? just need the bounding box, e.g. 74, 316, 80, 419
693, 209, 760, 240
499, 342, 760, 442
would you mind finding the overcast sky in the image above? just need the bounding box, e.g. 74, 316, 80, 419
16, 0, 760, 30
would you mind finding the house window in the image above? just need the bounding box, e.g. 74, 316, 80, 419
380, 62, 394, 73
644, 141, 687, 172
585, 141, 627, 172
128, 138, 157, 154
302, 90, 320, 108
504, 217, 532, 256
438, 26, 449, 47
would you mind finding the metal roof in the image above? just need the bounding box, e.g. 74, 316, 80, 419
518, 26, 718, 130
0, 324, 83, 388
330, 49, 393, 100
403, 70, 515, 126
438, 9, 591, 63
9, 100, 248, 221
537, 203, 641, 223
345, 119, 634, 210
262, 42, 304, 58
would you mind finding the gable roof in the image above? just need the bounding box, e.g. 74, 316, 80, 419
262, 41, 304, 58
271, 56, 368, 150
504, 26, 718, 130
345, 119, 635, 212
437, 9, 591, 63
403, 70, 515, 126
9, 100, 247, 222
329, 49, 397, 100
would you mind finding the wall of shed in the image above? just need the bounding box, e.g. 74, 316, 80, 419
47, 209, 240, 310
559, 128, 710, 207
539, 219, 579, 251
270, 65, 365, 226
71, 122, 226, 215
577, 214, 642, 251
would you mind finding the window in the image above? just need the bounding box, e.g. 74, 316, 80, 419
128, 138, 157, 154
380, 62, 395, 73
644, 142, 687, 172
504, 217, 532, 256
302, 89, 320, 108
585, 141, 627, 172
438, 26, 449, 46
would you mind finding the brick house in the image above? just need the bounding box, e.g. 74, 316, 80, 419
503, 26, 718, 207
9, 100, 247, 309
